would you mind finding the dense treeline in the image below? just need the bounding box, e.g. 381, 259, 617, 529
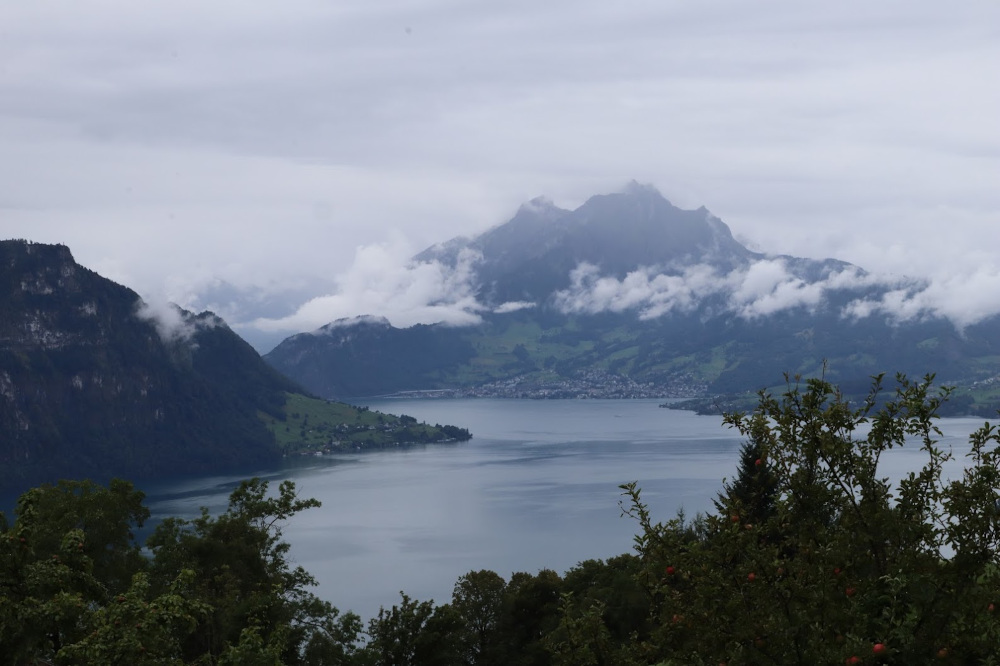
5, 374, 1000, 664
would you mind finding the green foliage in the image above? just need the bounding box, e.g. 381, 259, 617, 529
10, 370, 1000, 665
543, 555, 648, 666
146, 478, 362, 665
0, 479, 203, 664
451, 570, 507, 664
618, 373, 1000, 664
716, 436, 779, 527
11, 478, 149, 594
364, 592, 464, 666
55, 570, 210, 665
1, 477, 361, 666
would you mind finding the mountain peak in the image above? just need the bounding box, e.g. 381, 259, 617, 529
317, 315, 392, 334
622, 180, 665, 199
412, 184, 754, 305
2, 239, 78, 279
517, 196, 560, 215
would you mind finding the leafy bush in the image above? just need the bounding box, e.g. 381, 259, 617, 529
617, 373, 1000, 665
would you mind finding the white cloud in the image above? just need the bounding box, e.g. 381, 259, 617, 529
494, 301, 536, 314
135, 299, 224, 344
0, 0, 997, 337
553, 263, 723, 319
253, 239, 485, 333
843, 266, 1000, 329
245, 249, 1000, 341
552, 259, 942, 323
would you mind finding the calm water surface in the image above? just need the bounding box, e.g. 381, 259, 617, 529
143, 399, 987, 621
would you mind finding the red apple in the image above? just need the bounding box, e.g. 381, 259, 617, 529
846, 657, 861, 665
747, 572, 756, 582
846, 587, 856, 597
873, 642, 886, 655
755, 458, 762, 466
666, 566, 675, 575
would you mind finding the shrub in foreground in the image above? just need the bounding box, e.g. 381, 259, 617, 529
615, 374, 1000, 665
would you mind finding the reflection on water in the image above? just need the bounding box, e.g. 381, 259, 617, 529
143, 399, 986, 622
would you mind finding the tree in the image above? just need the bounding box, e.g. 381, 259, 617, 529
497, 569, 564, 666
0, 479, 208, 664
364, 592, 464, 666
9, 478, 150, 594
1, 477, 365, 665
452, 570, 507, 664
619, 373, 1000, 664
146, 478, 363, 665
716, 436, 779, 527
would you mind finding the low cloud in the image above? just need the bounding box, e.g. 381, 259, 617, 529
554, 259, 912, 322
135, 299, 224, 344
494, 301, 537, 314
553, 262, 722, 319
727, 261, 885, 319
843, 266, 1000, 329
250, 249, 1000, 342
253, 239, 486, 334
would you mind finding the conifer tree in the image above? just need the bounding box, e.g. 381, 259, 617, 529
716, 436, 779, 526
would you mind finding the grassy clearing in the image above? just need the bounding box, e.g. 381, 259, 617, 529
260, 392, 470, 454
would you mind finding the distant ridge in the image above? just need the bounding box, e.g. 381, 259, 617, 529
265, 184, 1000, 408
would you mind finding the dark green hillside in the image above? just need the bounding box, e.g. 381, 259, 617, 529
267, 303, 1000, 410
0, 240, 474, 493
0, 241, 297, 487
263, 316, 478, 398
0, 241, 298, 491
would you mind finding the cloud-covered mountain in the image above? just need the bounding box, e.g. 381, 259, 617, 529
416, 181, 880, 320
264, 184, 1000, 405
255, 182, 968, 339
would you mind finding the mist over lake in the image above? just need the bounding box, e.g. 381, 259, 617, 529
144, 399, 984, 622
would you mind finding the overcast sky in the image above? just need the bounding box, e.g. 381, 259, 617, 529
2, 1, 998, 349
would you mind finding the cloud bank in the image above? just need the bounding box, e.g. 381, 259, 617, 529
552, 258, 1000, 328
1, 0, 996, 337
253, 240, 486, 333
250, 246, 1000, 343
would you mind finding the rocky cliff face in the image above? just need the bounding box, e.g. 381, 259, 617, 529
0, 240, 300, 493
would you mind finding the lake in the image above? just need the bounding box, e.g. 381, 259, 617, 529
143, 398, 986, 622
